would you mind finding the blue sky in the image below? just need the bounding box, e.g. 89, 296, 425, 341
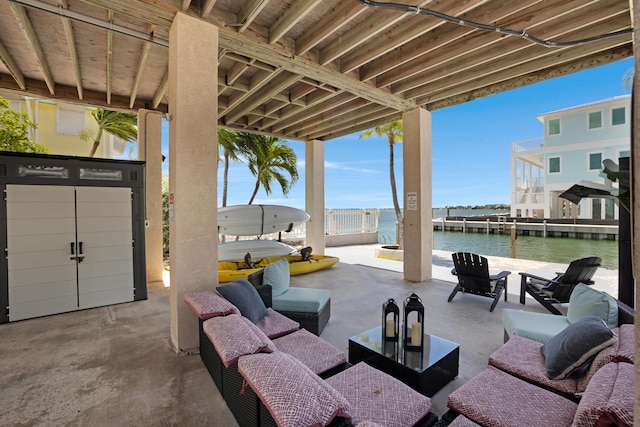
161, 57, 634, 209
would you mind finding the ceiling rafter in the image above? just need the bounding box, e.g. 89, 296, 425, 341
259, 87, 341, 131
375, 0, 621, 89
106, 9, 113, 104
201, 0, 217, 18
0, 39, 26, 90
268, 0, 322, 45
340, 0, 487, 74
289, 97, 373, 135
224, 71, 302, 124
219, 68, 282, 119
318, 0, 434, 65
396, 8, 631, 98
305, 105, 395, 141
295, 0, 367, 56
9, 2, 55, 95
152, 71, 168, 109
130, 24, 155, 108
267, 91, 355, 133
236, 0, 270, 33
57, 0, 83, 100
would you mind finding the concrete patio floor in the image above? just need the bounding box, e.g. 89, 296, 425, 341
0, 245, 618, 426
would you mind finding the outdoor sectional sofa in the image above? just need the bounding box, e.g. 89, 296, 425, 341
184, 280, 438, 427
439, 286, 635, 427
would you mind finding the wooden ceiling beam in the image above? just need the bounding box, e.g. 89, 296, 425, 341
259, 88, 340, 130
152, 71, 168, 109
106, 10, 113, 104
377, 0, 624, 89
219, 68, 276, 118
267, 91, 355, 133
418, 38, 631, 106
0, 39, 26, 90
322, 111, 402, 141
295, 1, 367, 55
201, 0, 217, 18
130, 24, 154, 108
181, 0, 192, 11
9, 3, 55, 95
399, 12, 631, 98
303, 105, 395, 141
217, 25, 417, 111
340, 0, 487, 74
237, 0, 270, 33
269, 0, 322, 45
57, 0, 83, 100
424, 45, 633, 111
289, 97, 373, 135
318, 0, 434, 65
225, 71, 302, 124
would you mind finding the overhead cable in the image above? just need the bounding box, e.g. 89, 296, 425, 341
355, 0, 632, 48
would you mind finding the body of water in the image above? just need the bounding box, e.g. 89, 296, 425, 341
377, 208, 619, 270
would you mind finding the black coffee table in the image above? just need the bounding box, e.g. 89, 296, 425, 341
348, 325, 459, 397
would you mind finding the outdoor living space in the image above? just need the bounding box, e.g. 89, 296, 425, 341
0, 245, 605, 426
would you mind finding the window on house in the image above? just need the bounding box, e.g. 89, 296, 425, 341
605, 199, 614, 220
612, 107, 625, 125
549, 156, 560, 173
589, 153, 602, 170
57, 105, 86, 136
548, 118, 560, 135
592, 199, 602, 220
619, 150, 630, 158
588, 111, 602, 129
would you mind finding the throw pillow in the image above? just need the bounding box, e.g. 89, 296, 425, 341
541, 316, 618, 380
183, 290, 239, 319
263, 258, 290, 297
217, 278, 267, 323
567, 284, 618, 327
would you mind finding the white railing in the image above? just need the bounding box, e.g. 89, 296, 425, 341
220, 208, 380, 241
512, 137, 544, 152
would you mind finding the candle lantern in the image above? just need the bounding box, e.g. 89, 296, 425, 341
382, 298, 400, 342
403, 293, 424, 351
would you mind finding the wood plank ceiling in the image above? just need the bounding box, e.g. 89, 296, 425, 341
0, 0, 633, 141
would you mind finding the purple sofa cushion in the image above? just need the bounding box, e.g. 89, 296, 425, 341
573, 362, 634, 427
256, 308, 299, 338
203, 314, 275, 368
184, 290, 239, 319
488, 335, 579, 397
448, 415, 482, 426
325, 362, 431, 427
238, 351, 353, 427
447, 366, 577, 427
273, 328, 346, 375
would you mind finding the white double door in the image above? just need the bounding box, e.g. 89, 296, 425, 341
6, 185, 134, 321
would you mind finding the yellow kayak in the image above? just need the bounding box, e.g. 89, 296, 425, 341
218, 254, 339, 283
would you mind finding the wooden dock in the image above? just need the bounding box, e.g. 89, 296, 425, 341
432, 216, 618, 240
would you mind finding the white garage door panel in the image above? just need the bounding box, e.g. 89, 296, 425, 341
6, 185, 78, 321
79, 259, 134, 281
7, 218, 76, 237
78, 231, 132, 248
76, 187, 133, 309
8, 234, 73, 254
8, 264, 76, 287
9, 280, 77, 303
10, 297, 78, 322
77, 217, 132, 234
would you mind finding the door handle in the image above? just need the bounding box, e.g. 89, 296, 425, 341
78, 241, 83, 254
70, 241, 85, 262
70, 242, 75, 255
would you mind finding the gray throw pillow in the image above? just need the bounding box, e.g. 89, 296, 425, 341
541, 316, 618, 380
217, 278, 267, 324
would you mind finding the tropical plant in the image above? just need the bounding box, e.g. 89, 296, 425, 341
360, 120, 404, 247
161, 175, 170, 258
81, 108, 138, 157
0, 96, 49, 154
237, 132, 299, 204
218, 128, 246, 208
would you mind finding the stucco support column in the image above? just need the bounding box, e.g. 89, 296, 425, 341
137, 109, 164, 283
168, 13, 218, 352
402, 108, 432, 282
305, 140, 325, 254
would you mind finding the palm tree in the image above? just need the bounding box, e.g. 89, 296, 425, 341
238, 133, 299, 204
218, 128, 246, 208
84, 108, 138, 157
360, 120, 404, 246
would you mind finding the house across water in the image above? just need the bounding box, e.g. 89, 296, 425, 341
511, 95, 630, 220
